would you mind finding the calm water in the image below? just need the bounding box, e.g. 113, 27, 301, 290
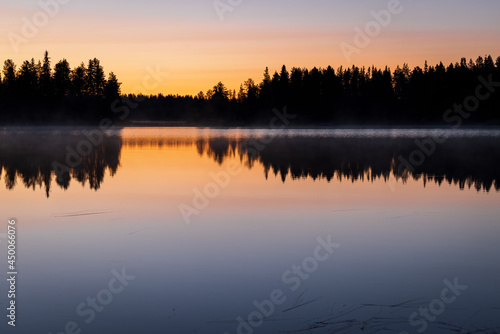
1, 127, 500, 334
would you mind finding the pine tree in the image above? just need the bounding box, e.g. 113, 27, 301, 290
53, 59, 71, 97
103, 72, 121, 99
3, 60, 17, 95
71, 62, 86, 96
40, 51, 53, 97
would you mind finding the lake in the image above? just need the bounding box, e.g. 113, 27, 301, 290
1, 127, 499, 334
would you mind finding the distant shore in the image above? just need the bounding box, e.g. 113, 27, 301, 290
1, 53, 499, 127
2, 122, 500, 130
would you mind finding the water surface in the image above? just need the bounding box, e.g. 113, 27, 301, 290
1, 127, 499, 334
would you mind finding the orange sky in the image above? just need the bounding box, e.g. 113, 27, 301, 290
1, 1, 499, 95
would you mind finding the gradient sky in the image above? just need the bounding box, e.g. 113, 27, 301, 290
1, 0, 499, 95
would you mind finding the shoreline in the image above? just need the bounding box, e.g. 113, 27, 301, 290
2, 123, 500, 130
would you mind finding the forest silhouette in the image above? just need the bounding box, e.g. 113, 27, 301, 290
1, 131, 499, 197
0, 51, 121, 124
1, 52, 499, 125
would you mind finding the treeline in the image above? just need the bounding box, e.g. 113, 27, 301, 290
0, 51, 121, 123
1, 52, 500, 125
127, 54, 500, 125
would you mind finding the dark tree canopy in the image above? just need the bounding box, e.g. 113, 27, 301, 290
0, 51, 122, 124
0, 52, 499, 126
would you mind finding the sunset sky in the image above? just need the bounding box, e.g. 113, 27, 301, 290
1, 0, 499, 95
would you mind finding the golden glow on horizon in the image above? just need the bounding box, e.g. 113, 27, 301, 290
1, 28, 498, 96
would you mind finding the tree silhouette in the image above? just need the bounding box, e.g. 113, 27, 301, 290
0, 52, 499, 125
86, 58, 106, 97
0, 52, 123, 124
71, 62, 86, 97
3, 60, 17, 96
18, 59, 39, 98
40, 50, 52, 98
104, 72, 121, 100
207, 81, 229, 102
53, 59, 71, 97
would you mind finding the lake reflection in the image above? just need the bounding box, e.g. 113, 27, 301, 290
1, 127, 500, 334
1, 128, 500, 195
